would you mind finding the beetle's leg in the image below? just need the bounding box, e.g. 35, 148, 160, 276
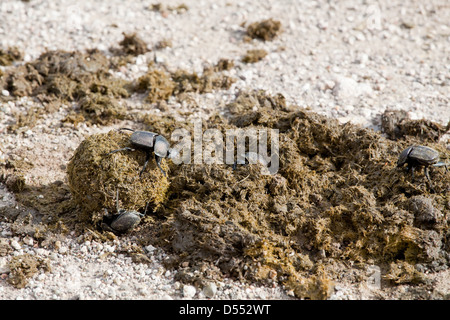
143, 201, 150, 216
424, 167, 436, 193
115, 189, 120, 213
432, 161, 449, 172
139, 152, 152, 177
409, 165, 415, 181
107, 147, 135, 155
155, 154, 167, 177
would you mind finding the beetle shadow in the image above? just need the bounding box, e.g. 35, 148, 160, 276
0, 178, 79, 237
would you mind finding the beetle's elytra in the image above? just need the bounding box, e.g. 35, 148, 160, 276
110, 209, 142, 233
397, 145, 448, 192
397, 145, 439, 167
107, 128, 172, 177
102, 190, 144, 234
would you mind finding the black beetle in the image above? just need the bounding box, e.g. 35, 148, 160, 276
397, 145, 448, 191
107, 128, 173, 177
101, 190, 145, 234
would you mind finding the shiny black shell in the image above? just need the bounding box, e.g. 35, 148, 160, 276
397, 145, 439, 167
110, 209, 141, 233
129, 131, 157, 149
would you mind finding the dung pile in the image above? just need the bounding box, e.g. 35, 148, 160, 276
138, 90, 449, 299
77, 93, 127, 125
66, 130, 170, 224
133, 63, 236, 103
1, 43, 237, 129
170, 66, 236, 96
7, 49, 129, 100
1, 49, 130, 125
381, 109, 450, 142
134, 66, 175, 103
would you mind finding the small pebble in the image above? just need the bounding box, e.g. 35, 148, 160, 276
58, 246, 68, 254
10, 240, 21, 251
0, 259, 10, 274
202, 282, 217, 298
183, 285, 196, 298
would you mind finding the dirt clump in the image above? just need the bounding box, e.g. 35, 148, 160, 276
242, 49, 268, 63
408, 195, 443, 228
3, 64, 41, 97
118, 33, 151, 56
149, 3, 189, 15
214, 58, 234, 72
384, 260, 426, 284
77, 93, 127, 125
6, 106, 42, 133
381, 109, 449, 142
246, 19, 282, 41
134, 66, 176, 103
8, 254, 51, 288
0, 238, 11, 256
12, 180, 74, 223
0, 46, 23, 66
171, 67, 236, 96
66, 130, 170, 224
132, 62, 236, 103
154, 39, 173, 50
2, 174, 26, 193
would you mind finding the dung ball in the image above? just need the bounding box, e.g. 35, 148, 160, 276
66, 130, 170, 222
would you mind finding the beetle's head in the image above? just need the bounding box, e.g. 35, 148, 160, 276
397, 146, 414, 167
154, 135, 170, 158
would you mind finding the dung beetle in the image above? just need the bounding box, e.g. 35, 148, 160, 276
397, 145, 448, 191
110, 208, 143, 233
101, 190, 145, 234
107, 128, 173, 177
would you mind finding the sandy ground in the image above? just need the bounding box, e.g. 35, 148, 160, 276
0, 0, 449, 300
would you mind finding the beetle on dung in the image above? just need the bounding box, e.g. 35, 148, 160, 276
397, 145, 448, 192
106, 128, 176, 177
101, 190, 147, 234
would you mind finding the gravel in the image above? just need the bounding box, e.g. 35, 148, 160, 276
0, 220, 292, 300
0, 0, 449, 300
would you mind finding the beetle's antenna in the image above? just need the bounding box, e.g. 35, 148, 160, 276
118, 128, 135, 133
116, 189, 120, 213
144, 201, 150, 216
